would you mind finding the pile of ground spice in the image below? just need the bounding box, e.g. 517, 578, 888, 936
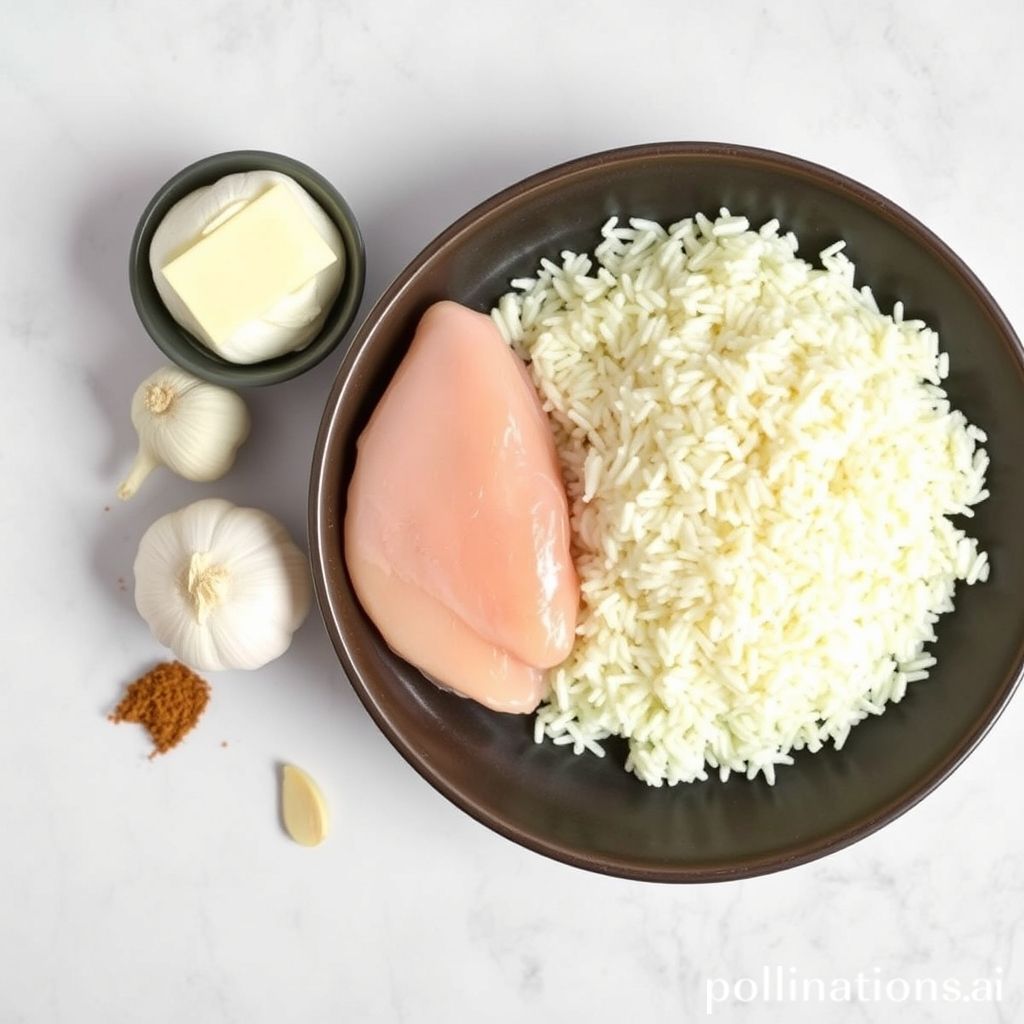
110, 661, 211, 757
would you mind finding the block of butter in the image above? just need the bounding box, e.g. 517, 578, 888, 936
161, 183, 339, 346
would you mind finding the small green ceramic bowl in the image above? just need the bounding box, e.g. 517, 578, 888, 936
129, 150, 365, 387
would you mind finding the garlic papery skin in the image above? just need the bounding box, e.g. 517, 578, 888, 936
118, 366, 250, 500
134, 498, 311, 671
149, 170, 344, 364
186, 551, 230, 626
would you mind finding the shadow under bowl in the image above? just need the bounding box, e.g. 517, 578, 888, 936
310, 142, 1024, 881
129, 149, 366, 387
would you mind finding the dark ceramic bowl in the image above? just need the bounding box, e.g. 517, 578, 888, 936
129, 150, 365, 387
310, 143, 1024, 881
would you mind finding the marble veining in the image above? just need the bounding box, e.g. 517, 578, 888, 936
1, 1, 1022, 1022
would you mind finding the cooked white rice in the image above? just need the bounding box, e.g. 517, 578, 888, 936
491, 210, 990, 787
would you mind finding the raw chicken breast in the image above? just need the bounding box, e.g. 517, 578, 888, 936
345, 300, 579, 713
344, 555, 546, 713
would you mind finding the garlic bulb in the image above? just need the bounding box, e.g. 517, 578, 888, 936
149, 170, 344, 364
118, 366, 250, 500
134, 498, 311, 671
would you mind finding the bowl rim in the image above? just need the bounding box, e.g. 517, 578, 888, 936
129, 148, 366, 387
309, 141, 1024, 882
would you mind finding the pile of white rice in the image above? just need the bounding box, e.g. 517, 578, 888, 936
491, 210, 990, 787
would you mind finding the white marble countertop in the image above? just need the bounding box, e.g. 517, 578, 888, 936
2, 1, 1022, 1021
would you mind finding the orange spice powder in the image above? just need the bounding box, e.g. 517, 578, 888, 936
110, 661, 211, 757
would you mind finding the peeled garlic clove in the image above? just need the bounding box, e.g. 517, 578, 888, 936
117, 366, 250, 500
281, 764, 330, 847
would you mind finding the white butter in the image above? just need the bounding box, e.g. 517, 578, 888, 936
149, 170, 345, 363
161, 184, 339, 349
201, 199, 249, 236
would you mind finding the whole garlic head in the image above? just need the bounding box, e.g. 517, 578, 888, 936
118, 366, 250, 500
134, 498, 311, 671
149, 170, 344, 364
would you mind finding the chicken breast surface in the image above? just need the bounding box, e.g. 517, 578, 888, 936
345, 300, 579, 713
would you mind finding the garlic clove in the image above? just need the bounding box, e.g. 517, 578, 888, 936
281, 764, 330, 847
117, 447, 160, 501
117, 367, 250, 500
